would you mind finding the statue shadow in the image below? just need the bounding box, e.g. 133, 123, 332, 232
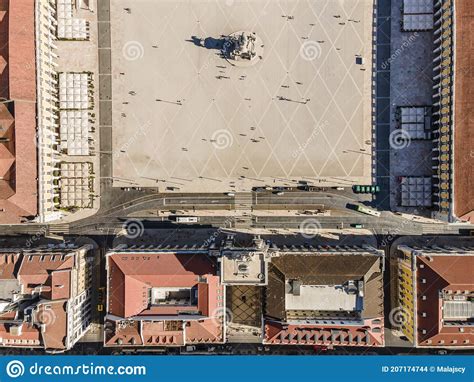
187, 35, 227, 50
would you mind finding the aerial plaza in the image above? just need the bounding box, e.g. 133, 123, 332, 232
111, 0, 374, 192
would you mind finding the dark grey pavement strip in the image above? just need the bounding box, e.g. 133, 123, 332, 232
98, 22, 111, 49
375, 0, 392, 210
97, 0, 111, 22
98, 0, 113, 184
386, 0, 435, 216
99, 49, 112, 75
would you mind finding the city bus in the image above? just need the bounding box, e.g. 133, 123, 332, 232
355, 205, 381, 217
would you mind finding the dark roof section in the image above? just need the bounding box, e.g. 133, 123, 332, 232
265, 263, 285, 320
265, 253, 383, 320
270, 254, 378, 284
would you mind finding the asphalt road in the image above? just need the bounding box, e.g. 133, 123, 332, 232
0, 189, 466, 237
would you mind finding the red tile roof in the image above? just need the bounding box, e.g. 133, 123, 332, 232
186, 319, 224, 344
416, 254, 474, 347
453, 1, 474, 221
7, 0, 36, 101
106, 320, 143, 346
51, 271, 71, 300
105, 252, 224, 347
0, 252, 21, 280
264, 319, 384, 347
0, 250, 81, 352
0, 144, 14, 176
7, 102, 38, 217
0, 323, 41, 347
18, 254, 74, 298
0, 104, 14, 134
142, 321, 185, 346
107, 252, 217, 317
34, 300, 68, 351
0, 0, 37, 223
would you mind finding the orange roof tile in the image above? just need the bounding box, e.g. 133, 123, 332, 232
105, 320, 143, 347
0, 55, 5, 75
51, 270, 71, 300
35, 301, 68, 351
186, 319, 224, 344
0, 145, 14, 177
419, 255, 474, 286
0, 105, 13, 132
8, 0, 36, 101
18, 254, 74, 298
7, 101, 37, 219
0, 0, 37, 223
0, 252, 21, 280
0, 323, 41, 345
453, 0, 474, 221
106, 252, 224, 346
108, 252, 218, 318
264, 318, 384, 347
416, 254, 474, 347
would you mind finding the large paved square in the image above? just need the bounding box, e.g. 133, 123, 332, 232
111, 0, 374, 191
